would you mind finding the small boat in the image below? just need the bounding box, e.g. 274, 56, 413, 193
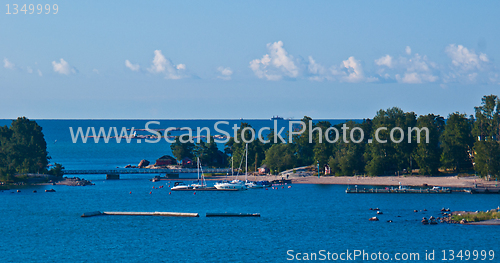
171, 182, 192, 190
270, 116, 284, 120
151, 176, 161, 182
191, 158, 211, 190
45, 189, 56, 193
421, 217, 429, 225
214, 146, 248, 191
215, 180, 247, 190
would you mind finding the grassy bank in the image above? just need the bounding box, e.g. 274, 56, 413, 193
452, 210, 499, 222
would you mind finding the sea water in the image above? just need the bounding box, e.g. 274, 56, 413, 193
1, 183, 499, 262
0, 120, 499, 262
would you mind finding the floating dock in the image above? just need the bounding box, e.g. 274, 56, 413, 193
171, 187, 238, 191
470, 187, 500, 194
81, 211, 199, 217
206, 213, 260, 217
346, 188, 452, 194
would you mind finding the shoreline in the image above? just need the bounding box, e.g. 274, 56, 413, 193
200, 174, 498, 188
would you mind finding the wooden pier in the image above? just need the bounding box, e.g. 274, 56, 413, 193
81, 211, 199, 217
345, 188, 452, 194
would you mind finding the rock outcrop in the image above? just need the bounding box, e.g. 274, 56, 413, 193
138, 159, 150, 168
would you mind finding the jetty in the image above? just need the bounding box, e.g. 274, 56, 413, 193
346, 188, 452, 194
64, 168, 231, 175
81, 211, 199, 217
206, 213, 260, 217
470, 187, 500, 194
171, 187, 238, 191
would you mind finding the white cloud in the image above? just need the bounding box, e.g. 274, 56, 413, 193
396, 72, 438, 84
147, 50, 188, 79
27, 67, 33, 74
37, 69, 42, 77
125, 60, 140, 71
93, 69, 99, 74
328, 56, 366, 82
445, 44, 488, 71
217, 66, 233, 80
375, 55, 393, 68
3, 58, 15, 69
52, 58, 75, 75
444, 44, 495, 84
405, 46, 412, 55
374, 49, 438, 84
307, 56, 330, 81
250, 41, 299, 80
341, 56, 365, 82
148, 50, 167, 73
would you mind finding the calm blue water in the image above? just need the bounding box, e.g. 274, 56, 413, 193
1, 183, 499, 262
1, 120, 499, 262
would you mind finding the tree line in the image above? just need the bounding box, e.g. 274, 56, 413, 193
0, 117, 62, 183
171, 95, 500, 179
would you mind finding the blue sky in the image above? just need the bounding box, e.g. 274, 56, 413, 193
1, 1, 500, 119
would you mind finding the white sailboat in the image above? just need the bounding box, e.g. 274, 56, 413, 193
191, 157, 210, 189
244, 144, 261, 188
214, 145, 247, 190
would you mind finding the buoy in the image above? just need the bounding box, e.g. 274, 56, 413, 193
288, 186, 291, 188
265, 188, 268, 190
282, 186, 284, 189
149, 191, 152, 194
169, 192, 171, 195
193, 192, 196, 195
129, 191, 132, 194
152, 186, 155, 189
168, 185, 170, 188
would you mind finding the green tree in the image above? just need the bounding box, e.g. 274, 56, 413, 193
170, 136, 195, 161
263, 143, 296, 173
365, 107, 417, 175
0, 117, 50, 182
49, 163, 65, 177
312, 121, 332, 169
413, 114, 444, 175
440, 113, 474, 172
328, 120, 367, 176
224, 123, 266, 171
292, 116, 315, 166
193, 137, 227, 167
473, 95, 500, 179
9, 117, 49, 174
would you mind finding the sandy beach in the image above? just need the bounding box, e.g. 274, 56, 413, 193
207, 174, 499, 188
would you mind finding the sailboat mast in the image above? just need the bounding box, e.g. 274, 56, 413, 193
245, 143, 248, 182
